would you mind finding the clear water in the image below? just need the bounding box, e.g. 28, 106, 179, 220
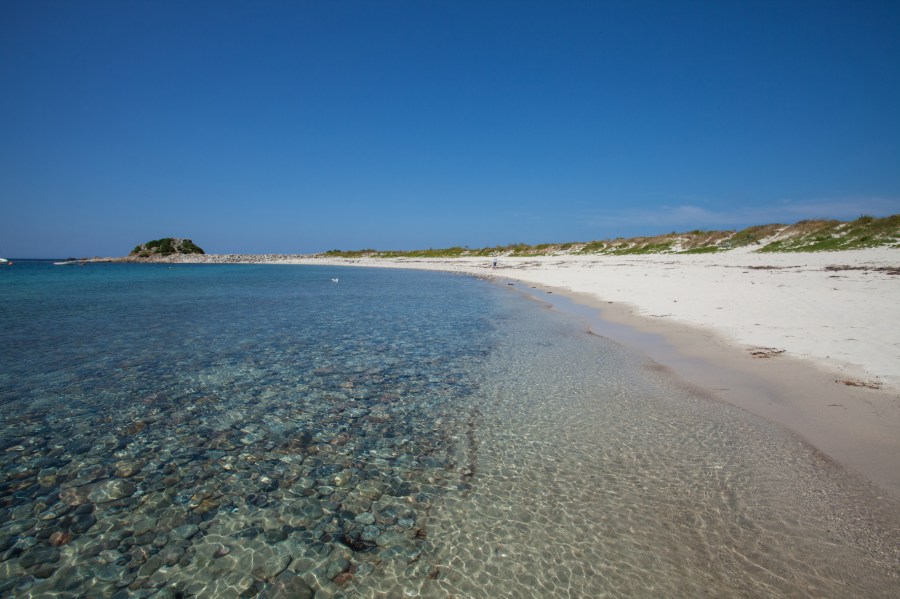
0, 262, 897, 598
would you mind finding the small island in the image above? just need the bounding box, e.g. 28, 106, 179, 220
130, 238, 205, 258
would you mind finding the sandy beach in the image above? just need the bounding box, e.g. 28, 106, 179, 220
257, 248, 900, 497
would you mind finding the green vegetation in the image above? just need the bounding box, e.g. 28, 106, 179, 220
130, 238, 205, 257
679, 245, 722, 254
758, 216, 900, 252
680, 229, 734, 250
316, 215, 899, 258
607, 240, 675, 254
721, 224, 784, 250
403, 247, 468, 258
577, 240, 607, 254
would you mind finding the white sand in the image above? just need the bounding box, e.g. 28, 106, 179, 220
280, 248, 900, 494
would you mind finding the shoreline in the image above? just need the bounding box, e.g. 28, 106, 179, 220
116, 250, 900, 496
289, 250, 900, 498
511, 282, 900, 498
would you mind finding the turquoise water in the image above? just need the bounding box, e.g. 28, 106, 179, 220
0, 262, 897, 597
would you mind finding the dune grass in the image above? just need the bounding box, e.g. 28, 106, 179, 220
320, 215, 899, 258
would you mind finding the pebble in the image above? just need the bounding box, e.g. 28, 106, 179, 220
59, 487, 89, 506
169, 524, 200, 540
46, 531, 71, 553
159, 545, 186, 566
98, 549, 125, 564
256, 553, 291, 580
355, 512, 376, 525
70, 512, 97, 534
6, 518, 37, 535
93, 562, 126, 583
269, 571, 315, 599
148, 586, 182, 599
20, 546, 60, 569
333, 469, 353, 486
88, 479, 136, 503
375, 530, 408, 548
37, 468, 57, 488
32, 562, 57, 579
114, 461, 142, 478
132, 517, 158, 536
139, 555, 163, 577
361, 525, 380, 542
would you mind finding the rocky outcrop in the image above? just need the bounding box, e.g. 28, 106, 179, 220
130, 238, 205, 258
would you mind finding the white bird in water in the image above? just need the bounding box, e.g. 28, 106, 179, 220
331, 278, 339, 283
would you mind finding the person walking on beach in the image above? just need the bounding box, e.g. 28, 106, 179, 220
492, 258, 497, 269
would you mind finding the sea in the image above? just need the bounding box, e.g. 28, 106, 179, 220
0, 260, 897, 598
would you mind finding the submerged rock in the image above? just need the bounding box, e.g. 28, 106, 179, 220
48, 531, 73, 547
169, 524, 200, 541
269, 571, 314, 599
250, 552, 291, 580
114, 461, 142, 478
70, 512, 97, 534
88, 480, 136, 504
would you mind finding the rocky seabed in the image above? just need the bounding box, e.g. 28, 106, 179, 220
0, 359, 482, 598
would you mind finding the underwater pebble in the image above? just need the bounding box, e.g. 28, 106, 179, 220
159, 545, 186, 566
132, 517, 158, 536
354, 512, 376, 525
253, 552, 291, 580
114, 461, 141, 478
93, 562, 126, 583
20, 545, 59, 569
6, 519, 36, 535
88, 480, 136, 503
270, 571, 315, 599
169, 524, 200, 540
32, 562, 57, 579
37, 468, 57, 488
375, 530, 407, 548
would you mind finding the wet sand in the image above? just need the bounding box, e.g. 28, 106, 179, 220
514, 283, 900, 498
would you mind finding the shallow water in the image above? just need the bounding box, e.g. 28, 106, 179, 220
0, 262, 897, 598
416, 294, 900, 598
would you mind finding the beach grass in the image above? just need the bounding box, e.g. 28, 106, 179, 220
319, 215, 900, 259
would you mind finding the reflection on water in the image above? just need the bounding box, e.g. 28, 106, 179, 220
0, 263, 896, 597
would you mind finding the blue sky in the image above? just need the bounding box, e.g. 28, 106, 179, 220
2, 0, 899, 257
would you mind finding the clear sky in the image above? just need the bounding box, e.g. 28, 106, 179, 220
2, 0, 899, 257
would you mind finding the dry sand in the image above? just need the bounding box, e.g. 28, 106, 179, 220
277, 248, 900, 496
